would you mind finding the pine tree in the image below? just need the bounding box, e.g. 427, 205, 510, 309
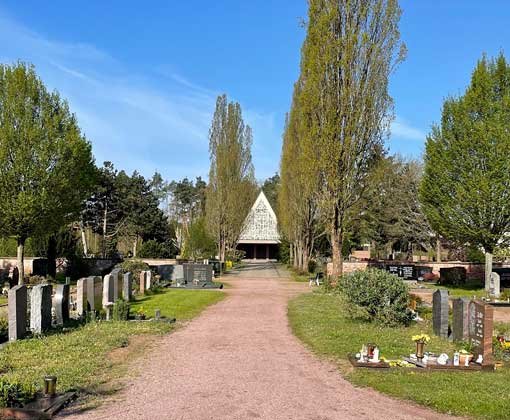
420, 54, 510, 293
206, 95, 257, 261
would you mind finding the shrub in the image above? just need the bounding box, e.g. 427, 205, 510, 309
439, 267, 467, 286
307, 259, 317, 274
0, 317, 7, 341
138, 240, 177, 258
112, 299, 130, 321
341, 268, 412, 327
0, 378, 36, 408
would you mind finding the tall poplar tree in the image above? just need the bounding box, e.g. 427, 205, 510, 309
0, 63, 96, 283
420, 54, 510, 293
206, 95, 257, 261
298, 0, 406, 276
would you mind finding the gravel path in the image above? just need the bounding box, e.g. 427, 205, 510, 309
62, 262, 456, 420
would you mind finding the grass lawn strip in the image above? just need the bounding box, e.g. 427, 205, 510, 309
288, 291, 510, 420
0, 288, 225, 401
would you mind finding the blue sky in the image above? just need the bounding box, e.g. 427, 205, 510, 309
1, 1, 509, 182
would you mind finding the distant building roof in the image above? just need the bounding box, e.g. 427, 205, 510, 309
238, 191, 280, 244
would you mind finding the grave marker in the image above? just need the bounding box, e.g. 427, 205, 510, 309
30, 284, 53, 334
139, 271, 146, 295
452, 298, 470, 342
489, 272, 501, 298
123, 272, 133, 301
76, 278, 88, 316
469, 300, 494, 367
87, 276, 103, 312
432, 289, 449, 338
102, 274, 115, 308
53, 284, 70, 326
8, 284, 27, 341
145, 270, 153, 290
111, 268, 123, 301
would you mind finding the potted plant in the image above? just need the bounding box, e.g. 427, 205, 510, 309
458, 341, 474, 365
135, 306, 146, 321
412, 333, 431, 360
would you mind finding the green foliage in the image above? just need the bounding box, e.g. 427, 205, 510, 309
0, 378, 36, 408
420, 54, 510, 256
439, 267, 467, 286
0, 62, 96, 281
112, 299, 130, 321
116, 259, 149, 283
0, 317, 8, 341
138, 240, 177, 259
341, 269, 412, 326
261, 173, 280, 215
206, 94, 257, 261
181, 217, 216, 260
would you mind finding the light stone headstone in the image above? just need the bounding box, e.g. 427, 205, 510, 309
490, 272, 501, 298
145, 270, 153, 290
432, 289, 449, 338
30, 284, 53, 334
139, 271, 146, 295
52, 284, 70, 326
123, 272, 133, 301
87, 276, 103, 312
111, 268, 123, 301
452, 297, 470, 342
76, 278, 88, 316
8, 284, 27, 341
102, 274, 115, 308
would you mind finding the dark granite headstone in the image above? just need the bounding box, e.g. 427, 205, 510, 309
432, 289, 449, 338
30, 284, 53, 334
52, 284, 70, 326
452, 298, 470, 342
184, 264, 213, 286
111, 268, 123, 301
123, 272, 133, 301
8, 284, 27, 341
8, 267, 19, 288
469, 300, 494, 366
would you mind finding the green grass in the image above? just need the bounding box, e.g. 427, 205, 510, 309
131, 288, 225, 320
288, 267, 311, 282
0, 288, 225, 401
422, 279, 487, 298
288, 292, 510, 419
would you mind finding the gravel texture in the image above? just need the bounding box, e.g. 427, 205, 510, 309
61, 263, 456, 420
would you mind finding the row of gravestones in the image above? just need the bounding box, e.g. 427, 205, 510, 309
432, 289, 494, 366
7, 269, 154, 343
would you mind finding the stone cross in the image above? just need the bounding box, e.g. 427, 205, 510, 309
87, 276, 103, 312
76, 278, 88, 316
52, 284, 70, 326
123, 272, 133, 301
139, 271, 146, 295
8, 284, 27, 341
111, 268, 123, 301
432, 289, 449, 338
102, 274, 115, 308
30, 284, 53, 334
452, 297, 470, 342
489, 272, 501, 298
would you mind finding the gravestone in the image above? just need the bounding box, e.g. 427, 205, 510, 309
183, 264, 213, 286
8, 284, 27, 341
102, 274, 115, 308
111, 268, 123, 301
30, 284, 53, 334
489, 272, 501, 298
76, 278, 88, 316
123, 272, 133, 301
139, 271, 146, 295
432, 289, 449, 338
87, 276, 103, 312
452, 298, 470, 342
157, 265, 184, 282
469, 300, 494, 367
8, 266, 19, 288
145, 270, 153, 290
52, 284, 70, 326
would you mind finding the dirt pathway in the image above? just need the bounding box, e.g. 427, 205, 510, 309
62, 263, 455, 420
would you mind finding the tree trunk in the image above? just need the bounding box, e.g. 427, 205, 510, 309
102, 205, 108, 258
302, 246, 309, 273
17, 237, 25, 285
436, 238, 441, 263
485, 251, 493, 292
81, 225, 88, 257
293, 243, 299, 268
47, 235, 57, 279
331, 227, 343, 278
289, 243, 294, 266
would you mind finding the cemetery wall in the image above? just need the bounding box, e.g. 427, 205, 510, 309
140, 258, 177, 266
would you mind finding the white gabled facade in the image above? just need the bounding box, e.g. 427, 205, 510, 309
238, 191, 280, 244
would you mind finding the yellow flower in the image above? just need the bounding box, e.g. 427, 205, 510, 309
412, 333, 430, 344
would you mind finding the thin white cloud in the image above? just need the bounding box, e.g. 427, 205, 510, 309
391, 116, 426, 141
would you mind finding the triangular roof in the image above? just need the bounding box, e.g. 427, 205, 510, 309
238, 191, 280, 244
